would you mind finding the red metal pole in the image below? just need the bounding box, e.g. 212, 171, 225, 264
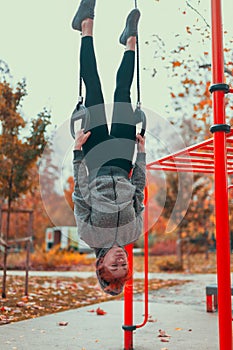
123, 243, 134, 350
123, 186, 149, 348
211, 1, 232, 349
136, 185, 149, 329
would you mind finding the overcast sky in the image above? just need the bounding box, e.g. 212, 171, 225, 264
1, 1, 232, 126
1, 1, 233, 162
0, 1, 209, 121
1, 1, 232, 226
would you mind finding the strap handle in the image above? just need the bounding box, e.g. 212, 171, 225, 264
134, 0, 141, 107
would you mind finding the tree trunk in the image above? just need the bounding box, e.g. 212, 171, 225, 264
2, 173, 13, 298
176, 231, 183, 268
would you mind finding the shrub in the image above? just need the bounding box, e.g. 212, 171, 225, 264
158, 256, 183, 272
150, 240, 177, 256
30, 245, 94, 270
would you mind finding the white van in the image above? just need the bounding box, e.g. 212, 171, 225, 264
45, 226, 93, 254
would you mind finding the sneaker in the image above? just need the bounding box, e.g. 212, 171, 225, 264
72, 0, 96, 31
119, 9, 141, 46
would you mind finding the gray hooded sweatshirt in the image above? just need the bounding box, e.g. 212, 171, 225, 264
72, 150, 146, 249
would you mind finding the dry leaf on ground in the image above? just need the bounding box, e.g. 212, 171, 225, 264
158, 329, 171, 338
58, 321, 68, 326
96, 307, 107, 316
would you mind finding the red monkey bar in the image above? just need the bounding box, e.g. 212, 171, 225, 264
123, 186, 149, 350
123, 1, 232, 349
210, 1, 232, 349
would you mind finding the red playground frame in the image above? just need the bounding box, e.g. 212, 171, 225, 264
123, 1, 232, 349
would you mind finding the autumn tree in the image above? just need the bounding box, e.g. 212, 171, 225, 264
0, 62, 52, 296
148, 1, 233, 143
144, 1, 233, 257
64, 176, 74, 211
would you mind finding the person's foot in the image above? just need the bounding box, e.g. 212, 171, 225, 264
119, 9, 141, 46
72, 0, 96, 31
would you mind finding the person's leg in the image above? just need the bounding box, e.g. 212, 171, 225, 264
80, 19, 109, 158
108, 42, 136, 172
72, 3, 109, 170
108, 10, 140, 172
109, 13, 139, 172
111, 37, 136, 134
111, 9, 140, 137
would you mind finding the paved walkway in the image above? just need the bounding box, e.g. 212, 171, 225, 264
0, 272, 222, 349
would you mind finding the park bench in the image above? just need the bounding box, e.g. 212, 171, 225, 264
206, 284, 233, 312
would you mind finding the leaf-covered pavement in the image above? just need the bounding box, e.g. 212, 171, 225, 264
0, 276, 188, 325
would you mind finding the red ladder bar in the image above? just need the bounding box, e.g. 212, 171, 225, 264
123, 186, 149, 350
123, 244, 135, 350
210, 1, 232, 349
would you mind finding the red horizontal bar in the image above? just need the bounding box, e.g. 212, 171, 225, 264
202, 145, 214, 150
147, 165, 215, 173
160, 161, 215, 169
189, 152, 214, 158
147, 128, 233, 174
174, 157, 214, 164
200, 145, 233, 153
148, 139, 214, 168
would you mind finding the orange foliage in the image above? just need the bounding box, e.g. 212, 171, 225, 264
170, 92, 176, 98
172, 61, 182, 68
182, 78, 196, 85
30, 245, 93, 270
64, 176, 74, 211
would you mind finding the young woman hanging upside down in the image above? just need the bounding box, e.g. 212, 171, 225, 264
71, 0, 146, 295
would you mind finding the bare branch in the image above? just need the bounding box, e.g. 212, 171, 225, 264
186, 1, 210, 28
199, 63, 233, 76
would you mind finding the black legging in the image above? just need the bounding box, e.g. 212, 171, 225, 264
81, 36, 136, 174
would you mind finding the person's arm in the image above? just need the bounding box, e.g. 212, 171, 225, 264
72, 130, 92, 221
131, 134, 146, 215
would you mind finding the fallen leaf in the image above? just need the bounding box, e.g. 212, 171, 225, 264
16, 301, 25, 307
96, 307, 107, 316
21, 296, 29, 302
158, 329, 171, 338
161, 338, 170, 343
175, 327, 182, 331
58, 321, 68, 326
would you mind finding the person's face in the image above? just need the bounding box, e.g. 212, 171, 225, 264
102, 246, 128, 280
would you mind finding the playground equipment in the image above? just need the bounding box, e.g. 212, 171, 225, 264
122, 1, 232, 349
123, 186, 149, 350
0, 208, 33, 298
70, 0, 146, 139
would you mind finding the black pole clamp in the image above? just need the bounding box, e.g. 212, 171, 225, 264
210, 124, 231, 134
209, 84, 231, 134
209, 83, 229, 94
122, 325, 137, 331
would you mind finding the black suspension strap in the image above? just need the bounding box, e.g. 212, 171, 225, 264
78, 66, 83, 105
70, 38, 90, 139
134, 0, 147, 137
70, 1, 146, 138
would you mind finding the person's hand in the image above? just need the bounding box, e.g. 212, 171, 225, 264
136, 133, 145, 153
74, 129, 91, 150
